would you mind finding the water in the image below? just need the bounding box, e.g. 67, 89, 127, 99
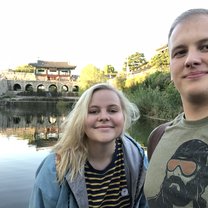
0, 136, 50, 208
0, 102, 164, 208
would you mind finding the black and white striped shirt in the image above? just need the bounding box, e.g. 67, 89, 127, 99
85, 138, 131, 208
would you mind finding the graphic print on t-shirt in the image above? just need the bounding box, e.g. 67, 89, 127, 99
148, 139, 208, 208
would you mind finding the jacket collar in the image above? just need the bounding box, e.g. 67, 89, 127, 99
65, 169, 89, 207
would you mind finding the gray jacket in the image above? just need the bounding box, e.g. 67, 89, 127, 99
29, 135, 148, 208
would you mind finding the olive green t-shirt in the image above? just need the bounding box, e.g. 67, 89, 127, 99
144, 113, 208, 208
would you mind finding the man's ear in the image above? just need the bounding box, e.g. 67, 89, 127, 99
170, 74, 173, 81
169, 66, 173, 81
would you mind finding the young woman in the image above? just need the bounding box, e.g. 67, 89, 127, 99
29, 83, 148, 208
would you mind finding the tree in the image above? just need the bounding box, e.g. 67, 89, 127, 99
113, 71, 127, 90
149, 49, 169, 71
78, 64, 107, 91
123, 52, 147, 73
15, 64, 35, 73
103, 65, 117, 78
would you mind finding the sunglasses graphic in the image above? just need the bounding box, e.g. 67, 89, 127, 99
167, 159, 197, 176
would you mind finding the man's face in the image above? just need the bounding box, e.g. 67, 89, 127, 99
168, 15, 208, 104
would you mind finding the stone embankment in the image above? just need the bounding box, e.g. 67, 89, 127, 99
0, 96, 79, 106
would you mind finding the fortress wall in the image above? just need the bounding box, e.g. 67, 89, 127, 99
0, 71, 36, 80
0, 79, 9, 95
0, 71, 79, 96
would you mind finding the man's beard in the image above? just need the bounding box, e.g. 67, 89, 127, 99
162, 175, 196, 206
186, 90, 208, 105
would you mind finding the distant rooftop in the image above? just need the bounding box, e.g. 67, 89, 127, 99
156, 44, 168, 52
29, 60, 76, 69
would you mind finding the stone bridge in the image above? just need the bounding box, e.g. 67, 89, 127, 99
0, 79, 79, 95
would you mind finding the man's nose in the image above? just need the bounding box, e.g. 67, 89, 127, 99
184, 50, 201, 68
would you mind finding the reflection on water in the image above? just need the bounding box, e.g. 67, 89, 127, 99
0, 102, 73, 149
0, 102, 73, 208
0, 102, 165, 208
0, 102, 164, 148
128, 116, 165, 147
0, 135, 50, 208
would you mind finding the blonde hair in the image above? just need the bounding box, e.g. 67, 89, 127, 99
53, 83, 140, 182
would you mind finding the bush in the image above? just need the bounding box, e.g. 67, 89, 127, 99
125, 71, 182, 120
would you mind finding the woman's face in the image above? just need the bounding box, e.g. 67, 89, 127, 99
84, 89, 124, 144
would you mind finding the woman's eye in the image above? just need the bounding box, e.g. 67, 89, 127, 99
109, 108, 118, 113
88, 109, 98, 114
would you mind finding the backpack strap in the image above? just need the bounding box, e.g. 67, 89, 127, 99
147, 121, 172, 161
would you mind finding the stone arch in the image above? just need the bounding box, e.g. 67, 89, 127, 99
48, 115, 56, 124
13, 116, 21, 124
37, 84, 45, 92
13, 83, 21, 91
72, 85, 79, 92
61, 85, 68, 92
37, 115, 44, 124
49, 84, 57, 93
25, 84, 33, 92
25, 115, 33, 124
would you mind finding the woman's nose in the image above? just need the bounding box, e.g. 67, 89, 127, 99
98, 111, 110, 121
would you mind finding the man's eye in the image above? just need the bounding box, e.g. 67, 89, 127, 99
201, 44, 208, 52
173, 49, 186, 58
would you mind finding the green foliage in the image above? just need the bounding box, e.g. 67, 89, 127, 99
112, 71, 127, 90
15, 64, 35, 73
122, 52, 147, 72
78, 64, 107, 91
102, 65, 117, 78
128, 117, 163, 146
125, 71, 182, 120
165, 82, 182, 108
149, 49, 169, 71
128, 52, 147, 72
142, 71, 171, 91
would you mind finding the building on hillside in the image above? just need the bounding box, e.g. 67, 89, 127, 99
29, 60, 77, 81
156, 44, 168, 53
0, 60, 79, 96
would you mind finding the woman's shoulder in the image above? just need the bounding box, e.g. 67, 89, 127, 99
122, 134, 145, 159
30, 153, 63, 206
122, 134, 144, 152
122, 134, 148, 168
35, 152, 57, 180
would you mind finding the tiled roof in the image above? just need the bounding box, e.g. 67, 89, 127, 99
29, 60, 76, 69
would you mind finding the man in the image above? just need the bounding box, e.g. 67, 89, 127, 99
144, 8, 208, 208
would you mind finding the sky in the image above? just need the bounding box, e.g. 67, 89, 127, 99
0, 0, 207, 73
